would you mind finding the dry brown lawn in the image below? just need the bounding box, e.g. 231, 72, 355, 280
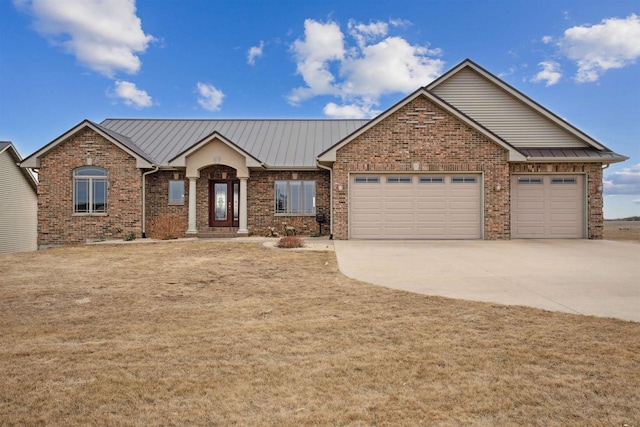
605, 220, 640, 242
1, 241, 638, 426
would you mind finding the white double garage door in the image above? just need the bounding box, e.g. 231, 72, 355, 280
349, 173, 585, 239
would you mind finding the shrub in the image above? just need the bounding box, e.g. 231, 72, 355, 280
276, 236, 304, 249
123, 232, 136, 241
148, 213, 183, 240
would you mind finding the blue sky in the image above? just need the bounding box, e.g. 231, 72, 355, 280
1, 0, 638, 218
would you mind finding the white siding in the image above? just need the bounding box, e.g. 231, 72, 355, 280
0, 150, 38, 253
431, 68, 589, 148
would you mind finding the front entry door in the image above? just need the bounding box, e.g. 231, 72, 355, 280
209, 180, 240, 227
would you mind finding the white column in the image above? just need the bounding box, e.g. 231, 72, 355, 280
186, 177, 198, 234
237, 177, 249, 235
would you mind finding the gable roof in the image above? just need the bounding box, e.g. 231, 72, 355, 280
1, 141, 38, 191
20, 120, 155, 168
18, 60, 627, 171
100, 119, 368, 168
428, 59, 614, 151
318, 88, 528, 163
168, 131, 264, 168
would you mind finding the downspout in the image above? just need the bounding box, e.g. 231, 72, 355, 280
317, 162, 334, 240
141, 165, 159, 238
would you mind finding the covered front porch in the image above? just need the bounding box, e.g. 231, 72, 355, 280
168, 132, 264, 237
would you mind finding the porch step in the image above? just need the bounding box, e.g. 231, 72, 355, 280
196, 227, 245, 239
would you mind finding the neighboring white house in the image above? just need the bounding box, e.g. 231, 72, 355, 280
0, 141, 38, 253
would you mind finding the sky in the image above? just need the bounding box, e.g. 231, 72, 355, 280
1, 0, 639, 218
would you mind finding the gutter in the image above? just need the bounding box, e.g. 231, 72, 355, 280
316, 161, 334, 240
141, 165, 159, 238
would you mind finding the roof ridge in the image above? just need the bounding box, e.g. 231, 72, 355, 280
102, 118, 370, 122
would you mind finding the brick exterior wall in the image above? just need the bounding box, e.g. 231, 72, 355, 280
145, 169, 188, 236
35, 114, 605, 245
145, 166, 330, 237
247, 169, 330, 236
510, 162, 604, 239
332, 95, 511, 240
37, 128, 142, 246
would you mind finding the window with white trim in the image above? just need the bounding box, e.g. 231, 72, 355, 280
169, 180, 185, 204
74, 166, 107, 214
275, 180, 316, 215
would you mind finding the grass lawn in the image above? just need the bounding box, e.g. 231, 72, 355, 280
604, 220, 640, 242
1, 241, 638, 425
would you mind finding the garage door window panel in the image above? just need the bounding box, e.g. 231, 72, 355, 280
451, 176, 477, 183
551, 178, 577, 184
419, 177, 444, 183
518, 177, 543, 184
386, 177, 412, 183
354, 176, 380, 183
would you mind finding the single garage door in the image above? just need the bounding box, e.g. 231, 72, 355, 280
511, 175, 585, 238
350, 174, 482, 239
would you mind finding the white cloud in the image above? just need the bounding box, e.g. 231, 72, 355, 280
634, 199, 640, 205
531, 61, 562, 86
323, 102, 380, 119
604, 163, 640, 195
247, 41, 264, 65
348, 19, 389, 48
558, 14, 640, 82
289, 19, 345, 104
288, 18, 444, 118
196, 82, 225, 112
17, 0, 155, 78
541, 35, 553, 44
113, 81, 152, 108
341, 36, 443, 99
389, 18, 412, 29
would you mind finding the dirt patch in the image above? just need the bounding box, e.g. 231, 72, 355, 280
0, 242, 638, 425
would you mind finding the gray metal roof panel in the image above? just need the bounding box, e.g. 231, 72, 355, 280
518, 147, 628, 163
89, 121, 155, 163
99, 119, 368, 167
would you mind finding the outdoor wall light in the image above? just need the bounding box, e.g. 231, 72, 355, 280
598, 185, 603, 192
496, 184, 501, 191
338, 184, 343, 191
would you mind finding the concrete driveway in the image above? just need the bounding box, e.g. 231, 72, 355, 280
334, 240, 640, 322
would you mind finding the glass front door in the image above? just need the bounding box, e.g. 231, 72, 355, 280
209, 180, 240, 227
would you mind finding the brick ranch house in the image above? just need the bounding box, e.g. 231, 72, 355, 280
21, 59, 627, 247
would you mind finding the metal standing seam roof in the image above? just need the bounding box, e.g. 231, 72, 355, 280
99, 119, 369, 168
518, 148, 627, 162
